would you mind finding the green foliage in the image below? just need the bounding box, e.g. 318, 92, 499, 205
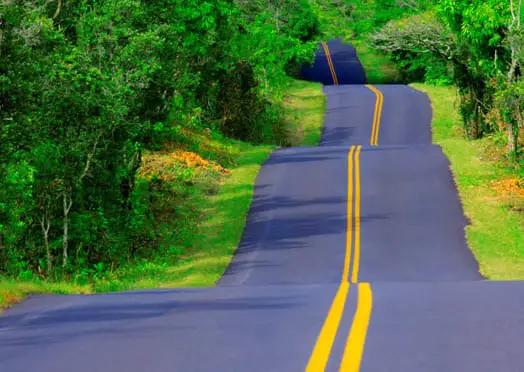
370, 11, 455, 84
435, 0, 513, 138
322, 0, 433, 37
0, 0, 318, 279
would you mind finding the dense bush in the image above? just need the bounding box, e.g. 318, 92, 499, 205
0, 0, 318, 278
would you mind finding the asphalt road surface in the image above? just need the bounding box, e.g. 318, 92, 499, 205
1, 40, 521, 372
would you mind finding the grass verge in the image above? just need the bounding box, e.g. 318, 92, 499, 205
351, 39, 401, 84
0, 281, 91, 310
284, 80, 326, 146
413, 84, 524, 279
0, 79, 326, 311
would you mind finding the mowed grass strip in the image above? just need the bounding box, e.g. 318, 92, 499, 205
0, 79, 326, 311
413, 84, 524, 279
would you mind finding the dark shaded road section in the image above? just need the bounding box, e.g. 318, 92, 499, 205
301, 39, 366, 85
2, 40, 520, 372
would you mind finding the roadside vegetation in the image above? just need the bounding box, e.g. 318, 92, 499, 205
317, 0, 523, 278
0, 0, 326, 309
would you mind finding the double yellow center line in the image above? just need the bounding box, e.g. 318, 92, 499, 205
321, 42, 339, 86
322, 42, 383, 145
306, 45, 384, 370
365, 85, 384, 146
306, 146, 372, 372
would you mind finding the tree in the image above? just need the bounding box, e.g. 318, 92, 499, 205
497, 0, 523, 156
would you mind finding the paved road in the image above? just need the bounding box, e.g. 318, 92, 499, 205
301, 40, 366, 86
1, 40, 520, 372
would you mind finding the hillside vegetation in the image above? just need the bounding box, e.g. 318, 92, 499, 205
0, 0, 326, 307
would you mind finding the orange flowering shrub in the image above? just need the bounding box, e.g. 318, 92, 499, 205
168, 150, 229, 174
138, 150, 229, 183
490, 177, 524, 198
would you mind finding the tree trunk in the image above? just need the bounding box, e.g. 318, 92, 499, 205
53, 0, 63, 19
38, 193, 53, 273
508, 121, 517, 155
62, 189, 72, 268
472, 99, 482, 139
507, 0, 522, 156
40, 216, 52, 273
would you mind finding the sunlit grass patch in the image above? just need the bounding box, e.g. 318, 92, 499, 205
352, 39, 402, 84
0, 280, 91, 310
92, 144, 273, 291
283, 80, 326, 146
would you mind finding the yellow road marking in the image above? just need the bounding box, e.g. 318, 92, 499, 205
321, 42, 339, 86
340, 283, 373, 371
342, 146, 356, 283
305, 282, 350, 371
319, 42, 334, 82
350, 146, 361, 283
374, 90, 383, 144
324, 43, 339, 85
306, 146, 356, 371
321, 42, 337, 85
306, 145, 372, 371
365, 85, 383, 145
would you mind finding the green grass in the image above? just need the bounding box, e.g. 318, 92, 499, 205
0, 79, 326, 311
0, 280, 90, 310
412, 84, 524, 279
352, 39, 402, 84
283, 80, 326, 146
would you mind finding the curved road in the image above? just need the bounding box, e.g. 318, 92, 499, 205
1, 41, 523, 372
